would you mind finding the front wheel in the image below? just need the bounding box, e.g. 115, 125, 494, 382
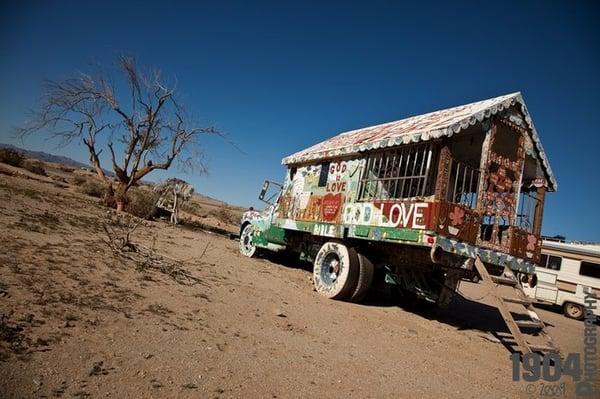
313, 242, 359, 300
563, 302, 584, 320
239, 223, 257, 257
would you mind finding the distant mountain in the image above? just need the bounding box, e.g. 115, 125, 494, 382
0, 143, 93, 170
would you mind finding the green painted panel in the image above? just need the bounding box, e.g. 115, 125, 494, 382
252, 230, 269, 247
384, 228, 420, 242
262, 225, 287, 244
354, 225, 370, 237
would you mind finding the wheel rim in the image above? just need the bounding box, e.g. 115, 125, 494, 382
566, 303, 582, 318
239, 225, 255, 256
320, 252, 341, 286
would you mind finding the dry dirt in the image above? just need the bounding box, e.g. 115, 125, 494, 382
0, 161, 593, 398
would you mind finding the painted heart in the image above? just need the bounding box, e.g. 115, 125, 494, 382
321, 193, 342, 221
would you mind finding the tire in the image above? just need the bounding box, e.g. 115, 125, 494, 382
239, 223, 257, 257
313, 242, 359, 300
349, 252, 374, 303
563, 302, 584, 320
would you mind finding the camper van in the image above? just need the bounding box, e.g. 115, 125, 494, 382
240, 93, 557, 307
523, 240, 600, 319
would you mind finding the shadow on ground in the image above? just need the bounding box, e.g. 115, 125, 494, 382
257, 249, 561, 354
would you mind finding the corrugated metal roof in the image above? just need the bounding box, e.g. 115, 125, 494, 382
282, 92, 557, 190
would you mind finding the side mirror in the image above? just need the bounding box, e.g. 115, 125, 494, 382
258, 180, 270, 201
258, 180, 282, 205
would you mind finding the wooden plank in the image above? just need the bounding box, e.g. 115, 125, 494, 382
491, 275, 518, 286
533, 187, 546, 236
474, 257, 531, 353
515, 320, 545, 329
502, 296, 533, 305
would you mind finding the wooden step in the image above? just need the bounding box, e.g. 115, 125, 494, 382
473, 256, 559, 355
515, 320, 545, 329
528, 344, 559, 353
491, 275, 518, 286
502, 296, 532, 305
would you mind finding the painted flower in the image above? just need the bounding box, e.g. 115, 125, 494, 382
526, 234, 537, 251
449, 206, 465, 226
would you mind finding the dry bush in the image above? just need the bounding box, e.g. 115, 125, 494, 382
102, 215, 202, 285
180, 201, 208, 218
126, 188, 156, 219
77, 179, 105, 198
22, 159, 47, 176
58, 165, 75, 173
71, 174, 87, 185
209, 205, 237, 225
51, 174, 68, 184
0, 148, 24, 167
0, 315, 27, 358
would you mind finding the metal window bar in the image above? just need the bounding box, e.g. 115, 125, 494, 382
358, 143, 435, 201
516, 191, 539, 232
446, 158, 480, 209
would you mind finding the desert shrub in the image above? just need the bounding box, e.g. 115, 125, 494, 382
209, 205, 237, 225
180, 201, 205, 217
77, 179, 105, 198
0, 148, 24, 167
22, 159, 47, 176
71, 174, 87, 185
126, 188, 156, 219
51, 174, 68, 184
59, 165, 75, 173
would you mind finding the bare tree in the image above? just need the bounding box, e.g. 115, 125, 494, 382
18, 55, 216, 211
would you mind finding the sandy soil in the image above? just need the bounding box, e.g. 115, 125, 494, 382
0, 163, 593, 398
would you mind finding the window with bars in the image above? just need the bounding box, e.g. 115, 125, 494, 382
357, 143, 437, 201
516, 190, 540, 232
446, 158, 481, 209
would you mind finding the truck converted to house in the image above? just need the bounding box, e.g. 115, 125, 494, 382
240, 92, 557, 308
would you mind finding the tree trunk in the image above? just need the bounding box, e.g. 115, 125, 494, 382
103, 184, 116, 208
114, 182, 128, 212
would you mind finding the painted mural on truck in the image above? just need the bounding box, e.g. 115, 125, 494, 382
275, 159, 362, 225
272, 158, 436, 248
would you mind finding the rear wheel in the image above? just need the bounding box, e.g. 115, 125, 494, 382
313, 242, 359, 300
239, 223, 257, 257
563, 302, 584, 320
349, 252, 374, 303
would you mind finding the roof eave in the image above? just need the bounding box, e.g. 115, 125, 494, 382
281, 93, 557, 191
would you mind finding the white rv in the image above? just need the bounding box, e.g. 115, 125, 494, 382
523, 240, 600, 319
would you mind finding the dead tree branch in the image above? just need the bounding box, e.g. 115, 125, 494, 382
18, 54, 220, 210
101, 216, 203, 285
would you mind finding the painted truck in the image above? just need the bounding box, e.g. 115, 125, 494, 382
240, 92, 557, 305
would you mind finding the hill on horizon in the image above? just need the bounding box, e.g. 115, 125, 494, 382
0, 142, 94, 171
0, 142, 248, 209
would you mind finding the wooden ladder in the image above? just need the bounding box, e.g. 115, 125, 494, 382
473, 256, 559, 354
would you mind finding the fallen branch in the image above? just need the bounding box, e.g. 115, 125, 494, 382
101, 216, 203, 285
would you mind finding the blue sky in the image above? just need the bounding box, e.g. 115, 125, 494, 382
0, 1, 599, 241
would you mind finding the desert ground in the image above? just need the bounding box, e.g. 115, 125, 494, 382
0, 158, 592, 398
